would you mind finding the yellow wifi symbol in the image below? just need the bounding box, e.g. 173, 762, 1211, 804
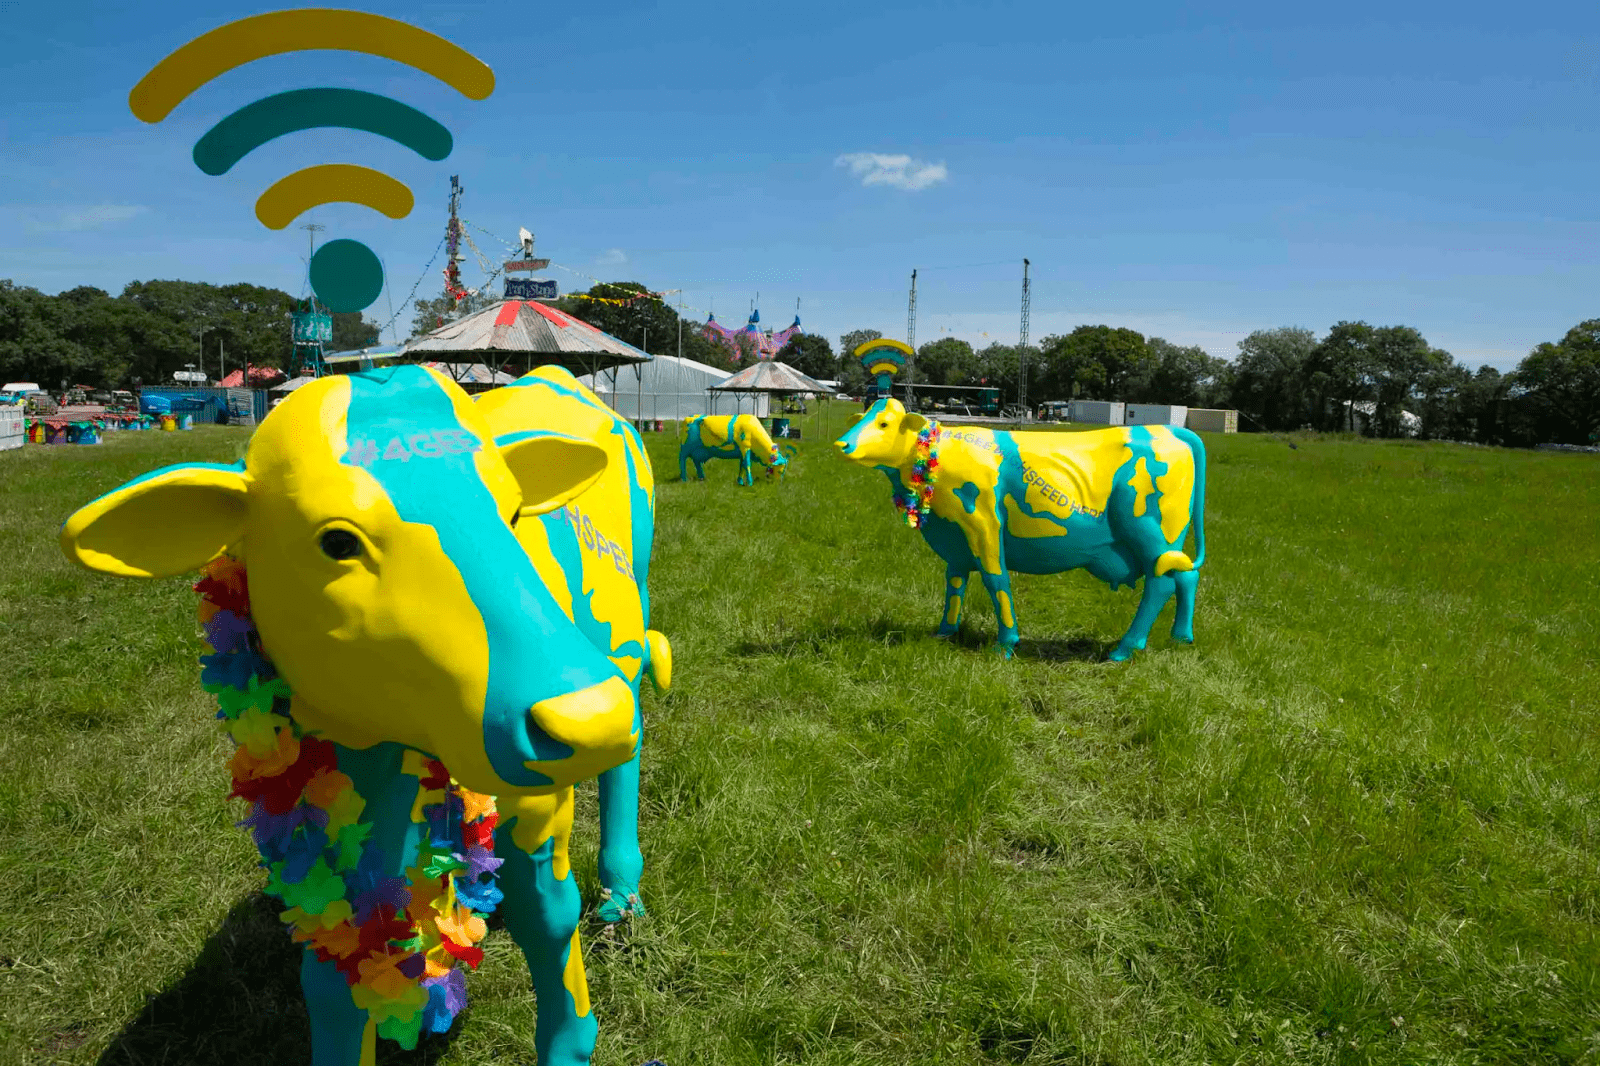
130, 9, 494, 312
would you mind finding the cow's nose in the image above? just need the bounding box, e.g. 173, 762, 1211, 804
833, 439, 849, 452
525, 675, 637, 785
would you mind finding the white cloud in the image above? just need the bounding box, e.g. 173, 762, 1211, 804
595, 248, 628, 267
52, 204, 148, 231
834, 153, 948, 192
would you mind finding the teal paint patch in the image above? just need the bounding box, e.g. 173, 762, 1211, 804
335, 741, 424, 876
953, 480, 980, 514
494, 817, 598, 1064
338, 367, 625, 788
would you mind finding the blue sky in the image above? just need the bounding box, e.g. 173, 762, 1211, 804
3, 0, 1597, 370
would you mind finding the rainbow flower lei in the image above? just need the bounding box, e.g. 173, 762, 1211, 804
195, 556, 502, 1049
893, 421, 941, 528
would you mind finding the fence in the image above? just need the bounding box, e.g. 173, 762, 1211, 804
0, 406, 21, 452
139, 388, 269, 426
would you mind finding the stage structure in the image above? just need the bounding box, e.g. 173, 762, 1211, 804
401, 180, 650, 381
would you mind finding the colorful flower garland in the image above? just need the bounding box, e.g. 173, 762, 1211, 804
893, 421, 941, 528
195, 556, 502, 1050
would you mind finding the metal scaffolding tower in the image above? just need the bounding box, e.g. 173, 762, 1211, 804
906, 269, 918, 408
1018, 258, 1031, 418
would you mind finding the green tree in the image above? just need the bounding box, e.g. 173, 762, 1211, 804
1135, 337, 1230, 407
1229, 327, 1317, 431
776, 332, 837, 381
1368, 325, 1447, 438
1303, 321, 1378, 432
915, 338, 977, 386
330, 311, 381, 351
1511, 319, 1600, 444
1036, 326, 1150, 402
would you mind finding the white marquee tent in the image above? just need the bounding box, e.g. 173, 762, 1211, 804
580, 354, 768, 421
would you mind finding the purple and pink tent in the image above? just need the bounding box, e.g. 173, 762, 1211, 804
701, 308, 803, 363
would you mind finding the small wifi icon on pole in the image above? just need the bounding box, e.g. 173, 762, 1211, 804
129, 9, 494, 312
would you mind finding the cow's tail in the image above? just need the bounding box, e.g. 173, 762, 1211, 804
1181, 427, 1207, 570
644, 629, 673, 694
1154, 429, 1207, 576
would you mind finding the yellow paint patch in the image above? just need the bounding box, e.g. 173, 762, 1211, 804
945, 595, 961, 623
1011, 427, 1129, 518
1149, 428, 1197, 545
997, 590, 1015, 628
1003, 497, 1070, 540
697, 415, 734, 448
563, 929, 592, 1017
1129, 457, 1155, 518
1155, 550, 1194, 575
949, 575, 964, 588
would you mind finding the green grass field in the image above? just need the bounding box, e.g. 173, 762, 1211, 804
1, 416, 1596, 1065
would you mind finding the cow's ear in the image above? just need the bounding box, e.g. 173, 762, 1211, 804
61, 463, 251, 578
903, 411, 930, 435
497, 431, 610, 516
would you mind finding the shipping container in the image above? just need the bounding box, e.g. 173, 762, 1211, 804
1185, 408, 1239, 433
1125, 404, 1189, 427
1066, 400, 1125, 425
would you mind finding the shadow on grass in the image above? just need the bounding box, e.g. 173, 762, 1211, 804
735, 617, 1112, 664
734, 616, 913, 656
97, 892, 457, 1066
1012, 635, 1113, 663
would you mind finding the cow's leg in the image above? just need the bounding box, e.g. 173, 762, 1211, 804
496, 789, 598, 1066
678, 448, 689, 482
937, 563, 971, 638
596, 747, 645, 922
977, 569, 1021, 657
1171, 568, 1199, 644
693, 455, 706, 481
1110, 571, 1178, 661
301, 950, 376, 1066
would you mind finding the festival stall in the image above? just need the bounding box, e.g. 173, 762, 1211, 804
709, 360, 830, 438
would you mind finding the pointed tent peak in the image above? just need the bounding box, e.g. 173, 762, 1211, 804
748, 308, 761, 325
789, 315, 802, 330
706, 312, 717, 322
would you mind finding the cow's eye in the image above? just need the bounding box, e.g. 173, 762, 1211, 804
320, 529, 362, 560
509, 510, 520, 528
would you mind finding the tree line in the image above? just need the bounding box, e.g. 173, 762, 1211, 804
800, 320, 1597, 448
0, 278, 381, 388
7, 273, 1595, 446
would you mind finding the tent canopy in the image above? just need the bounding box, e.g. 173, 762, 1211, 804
403, 298, 651, 377
710, 360, 829, 395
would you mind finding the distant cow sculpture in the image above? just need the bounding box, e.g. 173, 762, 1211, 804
680, 413, 788, 484
835, 399, 1207, 661
60, 365, 671, 1066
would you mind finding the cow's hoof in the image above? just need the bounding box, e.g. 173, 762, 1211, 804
995, 643, 1016, 661
1107, 644, 1137, 662
598, 890, 645, 923
1171, 628, 1194, 644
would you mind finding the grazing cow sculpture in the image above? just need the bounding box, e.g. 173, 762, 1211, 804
835, 399, 1207, 661
59, 364, 671, 1066
679, 413, 788, 484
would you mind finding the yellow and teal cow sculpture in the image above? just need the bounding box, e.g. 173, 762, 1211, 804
679, 413, 788, 484
59, 364, 670, 1066
835, 399, 1207, 661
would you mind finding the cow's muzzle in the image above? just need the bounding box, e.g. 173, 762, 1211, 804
524, 675, 638, 785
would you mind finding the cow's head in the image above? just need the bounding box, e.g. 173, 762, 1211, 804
60, 366, 637, 796
834, 398, 929, 469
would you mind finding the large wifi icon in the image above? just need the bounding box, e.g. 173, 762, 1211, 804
130, 9, 494, 312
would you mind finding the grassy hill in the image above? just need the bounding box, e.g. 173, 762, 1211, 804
0, 418, 1594, 1065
